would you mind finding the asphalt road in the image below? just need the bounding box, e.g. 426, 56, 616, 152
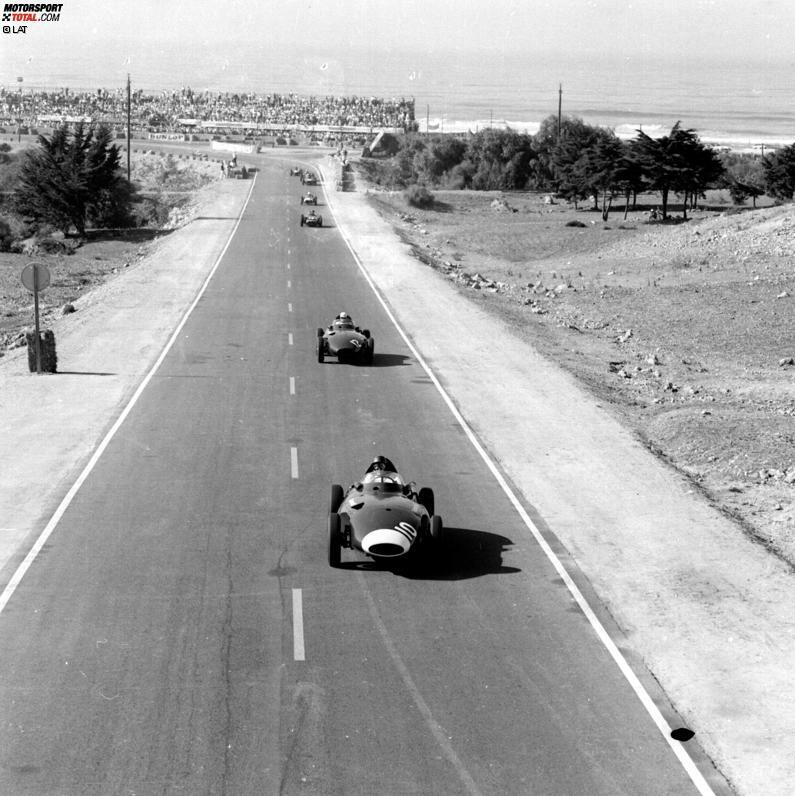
0, 158, 710, 794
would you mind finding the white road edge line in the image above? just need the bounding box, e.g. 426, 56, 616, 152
291, 447, 299, 479
289, 377, 296, 396
288, 332, 293, 346
323, 184, 716, 796
0, 176, 259, 617
292, 588, 305, 661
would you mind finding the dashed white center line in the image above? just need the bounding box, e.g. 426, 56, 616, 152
288, 333, 293, 345
292, 589, 305, 661
291, 447, 299, 479
289, 376, 296, 395
288, 303, 293, 312
287, 263, 291, 270
287, 280, 291, 288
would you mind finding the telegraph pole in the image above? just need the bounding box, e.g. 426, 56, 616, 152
126, 73, 131, 181
557, 83, 562, 142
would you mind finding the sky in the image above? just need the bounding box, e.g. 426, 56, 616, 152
2, 0, 794, 91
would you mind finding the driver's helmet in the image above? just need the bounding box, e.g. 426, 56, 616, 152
365, 455, 397, 474
334, 311, 354, 328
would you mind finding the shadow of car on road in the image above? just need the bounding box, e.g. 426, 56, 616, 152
338, 527, 518, 580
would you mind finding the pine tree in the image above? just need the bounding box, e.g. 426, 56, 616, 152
14, 123, 132, 236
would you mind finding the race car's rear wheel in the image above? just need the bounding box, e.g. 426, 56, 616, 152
367, 340, 374, 365
430, 515, 443, 543
317, 337, 325, 363
330, 484, 344, 513
328, 513, 342, 567
418, 487, 434, 518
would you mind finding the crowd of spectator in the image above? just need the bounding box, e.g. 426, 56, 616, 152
0, 86, 416, 134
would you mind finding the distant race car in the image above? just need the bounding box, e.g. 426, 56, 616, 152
301, 210, 323, 227
317, 313, 373, 364
300, 192, 318, 205
301, 171, 318, 185
328, 456, 443, 567
289, 166, 303, 176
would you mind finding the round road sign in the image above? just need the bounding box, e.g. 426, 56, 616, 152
21, 262, 50, 293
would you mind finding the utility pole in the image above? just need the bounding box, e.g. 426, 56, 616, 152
126, 73, 131, 181
557, 83, 562, 142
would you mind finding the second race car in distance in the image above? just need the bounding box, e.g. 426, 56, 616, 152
301, 171, 318, 185
300, 191, 318, 205
317, 312, 373, 364
300, 209, 323, 227
328, 456, 443, 567
289, 166, 303, 176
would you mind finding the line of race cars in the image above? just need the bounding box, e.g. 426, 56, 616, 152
289, 164, 444, 568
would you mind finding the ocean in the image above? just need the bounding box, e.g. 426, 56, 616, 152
5, 42, 795, 150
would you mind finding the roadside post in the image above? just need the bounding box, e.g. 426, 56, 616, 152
21, 261, 57, 374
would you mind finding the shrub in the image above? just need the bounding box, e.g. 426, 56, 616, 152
405, 184, 434, 209
0, 217, 12, 251
565, 219, 587, 228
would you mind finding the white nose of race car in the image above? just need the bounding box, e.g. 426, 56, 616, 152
362, 528, 412, 557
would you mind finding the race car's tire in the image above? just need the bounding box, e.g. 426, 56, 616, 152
317, 216, 323, 227
362, 329, 371, 339
328, 513, 342, 567
418, 487, 434, 518
430, 515, 443, 543
300, 215, 305, 226
366, 340, 374, 366
330, 484, 344, 513
316, 327, 324, 338
317, 337, 325, 363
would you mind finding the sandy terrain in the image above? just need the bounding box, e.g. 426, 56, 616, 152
364, 188, 795, 568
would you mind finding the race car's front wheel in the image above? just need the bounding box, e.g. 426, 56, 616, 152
430, 515, 443, 543
418, 487, 434, 518
300, 215, 305, 226
330, 484, 344, 513
328, 513, 342, 567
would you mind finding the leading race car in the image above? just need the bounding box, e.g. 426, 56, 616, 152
300, 191, 318, 205
301, 171, 318, 185
328, 456, 443, 567
317, 312, 373, 364
300, 209, 323, 227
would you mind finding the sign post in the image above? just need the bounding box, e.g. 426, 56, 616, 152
21, 262, 51, 374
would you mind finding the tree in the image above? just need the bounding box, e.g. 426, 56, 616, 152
633, 122, 723, 220
721, 152, 765, 207
14, 123, 132, 235
763, 144, 795, 200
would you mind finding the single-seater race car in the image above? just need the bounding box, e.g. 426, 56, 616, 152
289, 166, 303, 177
317, 311, 373, 364
328, 456, 443, 567
300, 209, 323, 227
301, 171, 318, 185
300, 191, 318, 205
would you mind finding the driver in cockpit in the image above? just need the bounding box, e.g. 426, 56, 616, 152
355, 455, 417, 497
329, 311, 357, 331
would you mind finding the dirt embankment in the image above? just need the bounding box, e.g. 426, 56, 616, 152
365, 187, 795, 566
